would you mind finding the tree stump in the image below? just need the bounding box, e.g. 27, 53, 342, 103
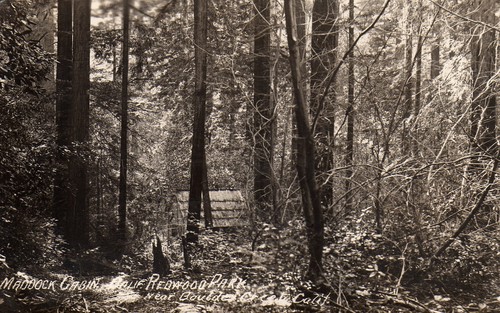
153, 236, 170, 276
182, 236, 191, 269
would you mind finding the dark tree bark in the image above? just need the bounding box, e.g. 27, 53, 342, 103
430, 44, 440, 80
118, 0, 130, 245
53, 0, 73, 238
186, 0, 208, 244
69, 0, 91, 247
284, 0, 326, 286
153, 236, 170, 276
202, 150, 213, 228
345, 0, 355, 213
253, 0, 274, 223
310, 0, 339, 208
182, 236, 191, 269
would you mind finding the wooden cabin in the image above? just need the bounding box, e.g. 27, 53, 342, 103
168, 190, 247, 236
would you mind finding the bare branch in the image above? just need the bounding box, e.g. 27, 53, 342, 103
312, 0, 391, 133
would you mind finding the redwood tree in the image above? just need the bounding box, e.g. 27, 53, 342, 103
310, 0, 339, 208
53, 0, 73, 238
69, 0, 91, 247
253, 0, 275, 222
118, 0, 130, 244
186, 0, 208, 244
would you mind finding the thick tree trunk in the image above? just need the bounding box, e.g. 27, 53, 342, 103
187, 0, 208, 244
53, 0, 73, 238
284, 0, 326, 285
69, 0, 91, 247
310, 0, 338, 208
118, 0, 130, 245
253, 0, 275, 223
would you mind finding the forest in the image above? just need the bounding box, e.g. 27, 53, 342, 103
0, 0, 499, 312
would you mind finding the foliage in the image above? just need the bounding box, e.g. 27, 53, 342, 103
0, 1, 60, 272
0, 0, 52, 90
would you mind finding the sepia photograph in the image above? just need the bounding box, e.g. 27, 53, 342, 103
0, 0, 498, 311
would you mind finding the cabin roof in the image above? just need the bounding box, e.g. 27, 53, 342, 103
173, 190, 246, 229
175, 190, 244, 202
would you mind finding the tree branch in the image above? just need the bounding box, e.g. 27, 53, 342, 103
312, 0, 391, 132
432, 152, 499, 259
429, 0, 500, 32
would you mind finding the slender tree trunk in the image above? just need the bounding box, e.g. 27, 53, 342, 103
412, 0, 423, 158
413, 34, 422, 157
187, 0, 208, 244
54, 0, 73, 238
374, 169, 383, 234
310, 0, 338, 208
202, 150, 213, 228
410, 0, 426, 255
118, 0, 130, 246
345, 0, 355, 213
253, 0, 275, 223
70, 0, 91, 247
97, 154, 102, 216
284, 0, 326, 285
430, 44, 440, 80
401, 0, 413, 155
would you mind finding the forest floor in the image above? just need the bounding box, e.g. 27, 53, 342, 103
2, 227, 499, 312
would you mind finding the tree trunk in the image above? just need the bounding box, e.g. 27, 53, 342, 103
69, 0, 91, 247
401, 0, 413, 155
430, 44, 440, 80
345, 0, 355, 213
413, 33, 422, 157
186, 0, 208, 244
310, 0, 339, 208
284, 0, 326, 286
253, 0, 275, 223
118, 0, 130, 246
53, 0, 73, 238
202, 150, 213, 228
